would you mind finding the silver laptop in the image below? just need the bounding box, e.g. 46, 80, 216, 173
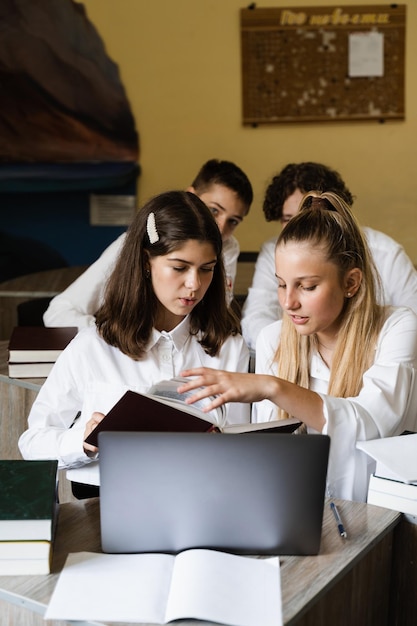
99, 431, 330, 555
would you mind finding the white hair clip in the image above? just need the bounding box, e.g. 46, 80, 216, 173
146, 212, 159, 244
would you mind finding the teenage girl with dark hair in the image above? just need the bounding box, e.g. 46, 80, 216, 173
19, 191, 249, 470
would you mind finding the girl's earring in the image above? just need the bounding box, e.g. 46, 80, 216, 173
145, 269, 151, 279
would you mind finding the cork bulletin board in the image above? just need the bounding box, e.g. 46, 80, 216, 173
240, 4, 406, 124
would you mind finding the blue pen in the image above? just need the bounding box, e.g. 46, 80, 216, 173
330, 501, 347, 539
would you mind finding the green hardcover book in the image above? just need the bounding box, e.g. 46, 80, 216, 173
0, 460, 58, 541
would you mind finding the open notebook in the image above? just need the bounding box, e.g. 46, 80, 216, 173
99, 431, 330, 555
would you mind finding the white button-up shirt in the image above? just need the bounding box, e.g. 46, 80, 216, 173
253, 306, 417, 502
18, 317, 249, 469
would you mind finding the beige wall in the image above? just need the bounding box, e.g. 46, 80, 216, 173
81, 0, 417, 262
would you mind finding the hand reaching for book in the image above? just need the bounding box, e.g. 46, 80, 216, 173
178, 367, 277, 410
179, 367, 325, 432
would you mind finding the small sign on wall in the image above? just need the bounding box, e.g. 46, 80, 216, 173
241, 4, 406, 124
89, 194, 136, 226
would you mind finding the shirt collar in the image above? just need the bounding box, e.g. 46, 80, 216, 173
311, 350, 330, 382
147, 316, 192, 352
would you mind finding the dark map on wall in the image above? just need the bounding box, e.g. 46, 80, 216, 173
0, 0, 139, 162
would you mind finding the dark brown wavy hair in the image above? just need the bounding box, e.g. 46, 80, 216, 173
95, 190, 240, 359
263, 162, 354, 221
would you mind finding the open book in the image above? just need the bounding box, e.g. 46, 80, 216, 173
44, 549, 282, 626
148, 376, 226, 422
84, 377, 301, 447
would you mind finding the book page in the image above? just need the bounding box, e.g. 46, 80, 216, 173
149, 377, 226, 426
45, 550, 282, 625
44, 551, 175, 622
166, 549, 282, 626
148, 391, 218, 425
222, 418, 301, 434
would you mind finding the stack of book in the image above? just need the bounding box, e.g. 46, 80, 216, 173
357, 434, 417, 516
0, 460, 58, 575
8, 326, 77, 378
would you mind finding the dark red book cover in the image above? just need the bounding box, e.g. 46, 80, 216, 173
8, 326, 78, 362
84, 390, 214, 447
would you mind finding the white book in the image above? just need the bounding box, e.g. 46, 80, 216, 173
357, 434, 417, 484
0, 539, 51, 560
0, 539, 52, 576
367, 474, 417, 516
0, 558, 52, 576
44, 549, 282, 626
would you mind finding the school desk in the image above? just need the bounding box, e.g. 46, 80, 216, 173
1, 339, 416, 624
0, 497, 402, 625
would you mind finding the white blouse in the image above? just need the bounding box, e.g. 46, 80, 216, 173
43, 234, 240, 329
253, 306, 417, 502
18, 317, 250, 469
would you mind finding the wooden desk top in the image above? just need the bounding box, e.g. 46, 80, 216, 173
0, 266, 87, 340
0, 266, 88, 298
0, 498, 400, 626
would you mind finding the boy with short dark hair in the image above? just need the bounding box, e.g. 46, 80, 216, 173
43, 159, 253, 328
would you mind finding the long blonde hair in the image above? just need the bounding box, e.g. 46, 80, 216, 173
274, 191, 385, 419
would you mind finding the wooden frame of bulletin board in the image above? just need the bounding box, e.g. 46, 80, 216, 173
240, 4, 406, 124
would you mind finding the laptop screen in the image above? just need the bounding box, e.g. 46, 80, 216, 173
99, 431, 330, 556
